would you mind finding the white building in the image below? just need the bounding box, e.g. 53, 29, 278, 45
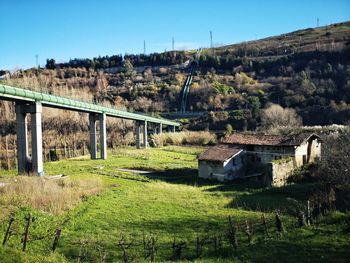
198, 144, 243, 182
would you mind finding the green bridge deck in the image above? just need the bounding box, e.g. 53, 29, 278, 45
0, 84, 179, 126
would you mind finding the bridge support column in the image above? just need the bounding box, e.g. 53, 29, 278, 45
159, 123, 162, 134
172, 126, 176, 133
89, 113, 97, 159
99, 113, 107, 159
135, 122, 141, 149
15, 104, 28, 174
31, 103, 43, 175
143, 121, 148, 149
89, 113, 107, 159
15, 102, 43, 176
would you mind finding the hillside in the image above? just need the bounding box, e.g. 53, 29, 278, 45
211, 21, 350, 57
1, 21, 350, 263
0, 21, 350, 156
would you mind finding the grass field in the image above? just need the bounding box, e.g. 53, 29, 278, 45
0, 146, 349, 262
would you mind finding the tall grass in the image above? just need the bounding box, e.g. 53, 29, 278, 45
0, 176, 102, 218
151, 131, 216, 146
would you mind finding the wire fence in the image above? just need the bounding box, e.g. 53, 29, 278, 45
0, 197, 336, 262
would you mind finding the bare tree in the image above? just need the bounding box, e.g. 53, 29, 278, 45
260, 103, 302, 131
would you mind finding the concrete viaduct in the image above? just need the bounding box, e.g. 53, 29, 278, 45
0, 84, 180, 176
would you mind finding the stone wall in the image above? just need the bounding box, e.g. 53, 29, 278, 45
198, 160, 225, 181
267, 158, 295, 187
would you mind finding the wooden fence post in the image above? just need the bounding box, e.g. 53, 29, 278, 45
307, 200, 311, 225
52, 229, 61, 252
23, 212, 32, 251
261, 214, 269, 239
228, 216, 238, 251
13, 137, 17, 168
2, 216, 14, 246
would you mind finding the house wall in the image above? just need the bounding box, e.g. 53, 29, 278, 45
267, 158, 295, 187
223, 153, 244, 180
308, 138, 322, 162
294, 137, 321, 167
249, 145, 294, 163
295, 141, 308, 166
253, 145, 294, 155
198, 160, 225, 181
198, 152, 244, 182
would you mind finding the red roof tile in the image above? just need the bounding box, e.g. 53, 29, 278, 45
223, 132, 320, 146
198, 144, 243, 162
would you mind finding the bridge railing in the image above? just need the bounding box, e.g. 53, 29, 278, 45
0, 83, 180, 126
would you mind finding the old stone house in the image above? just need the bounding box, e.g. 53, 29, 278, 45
198, 144, 244, 182
198, 132, 322, 186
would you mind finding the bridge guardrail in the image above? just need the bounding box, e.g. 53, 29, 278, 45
0, 84, 180, 126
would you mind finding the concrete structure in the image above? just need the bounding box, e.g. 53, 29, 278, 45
135, 122, 141, 149
143, 121, 148, 148
0, 84, 180, 176
88, 113, 107, 159
198, 132, 322, 186
15, 102, 44, 175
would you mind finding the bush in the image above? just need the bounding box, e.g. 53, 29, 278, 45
151, 131, 216, 147
313, 130, 350, 210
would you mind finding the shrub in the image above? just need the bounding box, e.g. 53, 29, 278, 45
0, 176, 102, 218
151, 131, 216, 147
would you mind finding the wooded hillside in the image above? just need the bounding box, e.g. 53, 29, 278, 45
0, 21, 349, 162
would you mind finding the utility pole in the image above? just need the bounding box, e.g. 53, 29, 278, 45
143, 40, 146, 55
317, 17, 319, 27
172, 37, 175, 50
35, 54, 39, 68
210, 31, 214, 56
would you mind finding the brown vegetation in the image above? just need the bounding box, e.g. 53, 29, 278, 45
151, 131, 216, 147
260, 103, 302, 132
0, 176, 102, 219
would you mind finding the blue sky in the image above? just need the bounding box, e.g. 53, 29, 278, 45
0, 0, 349, 70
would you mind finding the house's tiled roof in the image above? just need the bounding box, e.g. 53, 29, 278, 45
223, 133, 284, 146
198, 144, 243, 162
278, 133, 321, 146
223, 132, 320, 147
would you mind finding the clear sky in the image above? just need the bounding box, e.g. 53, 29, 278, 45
0, 0, 349, 70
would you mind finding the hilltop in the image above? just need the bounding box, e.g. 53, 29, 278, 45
208, 21, 350, 58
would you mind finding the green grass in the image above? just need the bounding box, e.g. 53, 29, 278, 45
0, 146, 349, 262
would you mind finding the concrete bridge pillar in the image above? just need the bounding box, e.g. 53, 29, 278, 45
135, 122, 141, 149
15, 102, 43, 176
172, 125, 176, 133
89, 113, 107, 159
159, 123, 163, 134
143, 121, 148, 149
31, 103, 43, 175
89, 113, 97, 159
99, 113, 107, 159
15, 104, 28, 174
